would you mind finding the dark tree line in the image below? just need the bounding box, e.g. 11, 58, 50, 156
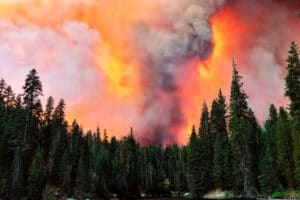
0, 69, 188, 199
0, 42, 300, 199
188, 42, 300, 198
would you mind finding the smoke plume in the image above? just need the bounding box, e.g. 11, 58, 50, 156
0, 0, 298, 144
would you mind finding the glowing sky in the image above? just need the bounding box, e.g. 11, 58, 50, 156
0, 0, 299, 144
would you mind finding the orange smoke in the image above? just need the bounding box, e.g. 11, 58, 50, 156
178, 8, 238, 143
0, 1, 298, 145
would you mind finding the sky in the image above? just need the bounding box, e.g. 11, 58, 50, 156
0, 0, 299, 145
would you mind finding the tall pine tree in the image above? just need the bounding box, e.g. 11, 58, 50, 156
259, 104, 281, 194
27, 148, 45, 200
229, 60, 259, 197
284, 42, 300, 188
187, 126, 202, 197
198, 102, 212, 192
211, 90, 231, 189
277, 107, 294, 189
22, 69, 43, 148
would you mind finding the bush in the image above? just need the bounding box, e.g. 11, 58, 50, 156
162, 178, 170, 192
224, 191, 234, 198
271, 191, 284, 199
46, 195, 56, 200
171, 190, 180, 197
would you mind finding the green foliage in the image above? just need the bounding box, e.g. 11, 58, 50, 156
285, 42, 300, 117
77, 137, 91, 192
271, 191, 284, 199
229, 61, 259, 197
259, 105, 281, 194
10, 146, 22, 200
284, 42, 300, 188
164, 144, 187, 192
22, 69, 43, 109
187, 126, 202, 196
211, 90, 231, 189
0, 171, 9, 197
277, 107, 295, 189
59, 149, 73, 194
292, 116, 300, 188
162, 178, 170, 192
197, 103, 213, 193
27, 148, 45, 200
2, 45, 300, 200
46, 195, 57, 200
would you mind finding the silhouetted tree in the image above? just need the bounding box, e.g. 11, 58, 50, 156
211, 90, 231, 189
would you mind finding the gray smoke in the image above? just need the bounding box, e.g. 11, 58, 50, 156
132, 0, 225, 144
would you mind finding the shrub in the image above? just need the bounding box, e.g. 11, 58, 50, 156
271, 191, 284, 199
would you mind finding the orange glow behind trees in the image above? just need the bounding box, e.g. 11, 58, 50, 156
0, 1, 298, 144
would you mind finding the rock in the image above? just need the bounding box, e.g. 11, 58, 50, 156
203, 189, 226, 199
183, 192, 193, 199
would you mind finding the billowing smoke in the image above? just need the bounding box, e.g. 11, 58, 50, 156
130, 0, 225, 144
0, 0, 298, 145
218, 0, 300, 123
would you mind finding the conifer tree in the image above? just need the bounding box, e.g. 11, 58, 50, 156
0, 78, 6, 107
95, 145, 109, 195
43, 96, 54, 163
0, 132, 10, 197
10, 146, 22, 200
187, 126, 202, 197
277, 107, 294, 189
284, 42, 300, 187
259, 105, 281, 194
229, 60, 258, 197
27, 148, 45, 200
59, 150, 71, 193
3, 86, 15, 107
124, 127, 139, 195
22, 69, 43, 147
211, 90, 231, 189
77, 137, 91, 192
293, 115, 300, 188
285, 42, 300, 117
50, 99, 67, 184
198, 102, 212, 192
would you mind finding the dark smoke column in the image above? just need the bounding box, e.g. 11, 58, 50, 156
132, 1, 224, 145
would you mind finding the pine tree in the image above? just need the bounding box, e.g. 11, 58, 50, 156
103, 129, 109, 149
59, 150, 71, 193
50, 99, 67, 185
187, 126, 202, 197
22, 69, 43, 147
69, 120, 82, 192
285, 42, 300, 117
77, 137, 91, 192
211, 90, 231, 189
284, 42, 300, 188
293, 114, 300, 188
95, 145, 109, 196
198, 102, 212, 192
0, 132, 10, 197
43, 96, 54, 163
3, 86, 15, 107
10, 146, 22, 200
27, 148, 45, 200
277, 107, 294, 189
229, 60, 258, 197
124, 127, 139, 195
259, 105, 281, 194
0, 78, 6, 107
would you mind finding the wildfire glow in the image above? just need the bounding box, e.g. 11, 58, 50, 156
0, 0, 298, 145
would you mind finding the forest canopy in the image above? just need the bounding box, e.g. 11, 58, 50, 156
0, 42, 300, 199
